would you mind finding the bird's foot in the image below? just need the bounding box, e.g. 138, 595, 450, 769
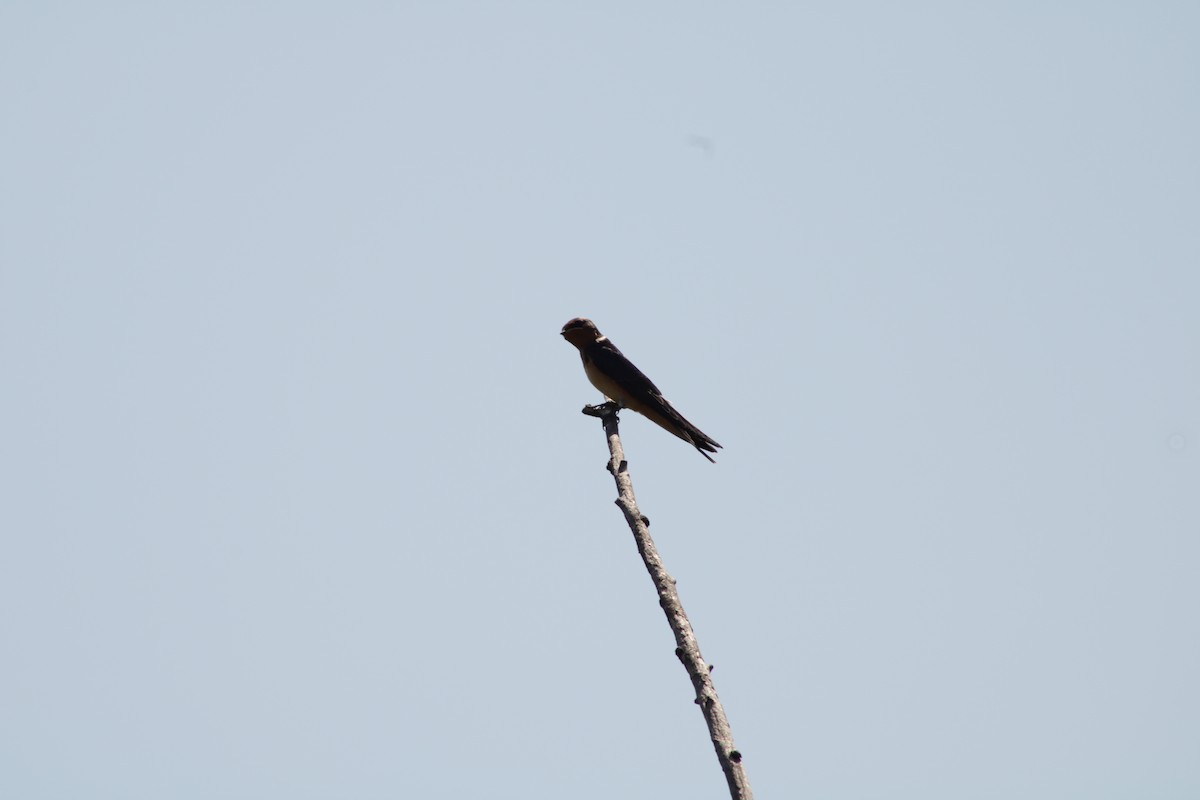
581, 401, 621, 419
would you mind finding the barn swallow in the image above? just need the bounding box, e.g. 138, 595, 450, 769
561, 317, 722, 462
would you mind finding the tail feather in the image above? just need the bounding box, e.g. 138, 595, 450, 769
650, 397, 722, 463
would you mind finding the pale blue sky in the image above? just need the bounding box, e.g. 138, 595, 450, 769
2, 4, 1198, 798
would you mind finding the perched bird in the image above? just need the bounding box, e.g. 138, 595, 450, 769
561, 317, 722, 462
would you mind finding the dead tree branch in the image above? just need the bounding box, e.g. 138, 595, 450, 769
580, 402, 753, 800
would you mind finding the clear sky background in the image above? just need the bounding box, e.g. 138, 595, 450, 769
2, 4, 1197, 798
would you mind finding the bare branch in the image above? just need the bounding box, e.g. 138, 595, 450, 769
581, 403, 753, 800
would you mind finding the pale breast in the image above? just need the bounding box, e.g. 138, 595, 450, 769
583, 356, 635, 407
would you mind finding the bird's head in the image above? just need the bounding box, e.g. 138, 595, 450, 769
560, 317, 603, 348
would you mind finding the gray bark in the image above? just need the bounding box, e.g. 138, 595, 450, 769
581, 403, 753, 800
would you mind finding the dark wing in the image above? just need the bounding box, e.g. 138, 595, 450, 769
590, 339, 722, 462
588, 339, 663, 398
